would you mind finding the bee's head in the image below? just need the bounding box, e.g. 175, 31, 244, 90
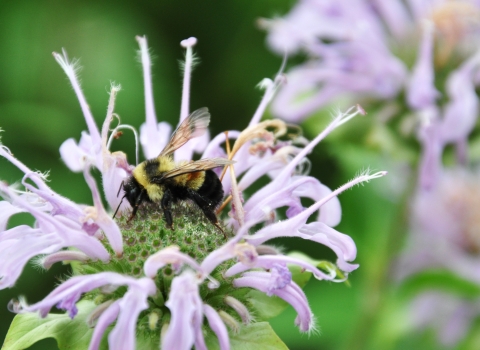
123, 176, 143, 207
112, 176, 144, 219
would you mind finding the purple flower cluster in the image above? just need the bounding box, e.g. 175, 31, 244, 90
1, 36, 385, 349
263, 0, 480, 122
264, 0, 480, 345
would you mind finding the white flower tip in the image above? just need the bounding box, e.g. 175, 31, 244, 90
356, 104, 366, 115
135, 35, 146, 44
306, 315, 320, 337
0, 144, 12, 155
109, 82, 122, 93
207, 275, 220, 289
52, 51, 67, 67
363, 170, 388, 179
39, 170, 50, 181
52, 49, 81, 77
333, 104, 367, 127
7, 296, 27, 313
256, 17, 272, 30
181, 37, 197, 48
257, 78, 273, 90
358, 169, 388, 182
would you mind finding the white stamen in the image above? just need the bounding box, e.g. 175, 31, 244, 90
206, 275, 220, 289
180, 37, 198, 48
7, 296, 28, 313
0, 146, 34, 175
52, 50, 101, 143
102, 83, 121, 146
106, 124, 139, 165
229, 164, 245, 227
257, 78, 273, 90
101, 84, 121, 156
179, 37, 198, 122
249, 72, 286, 126
299, 170, 388, 221
279, 105, 365, 179
136, 36, 158, 130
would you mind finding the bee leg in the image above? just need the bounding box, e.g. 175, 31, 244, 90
161, 188, 174, 230
127, 207, 137, 223
213, 221, 227, 240
189, 192, 226, 239
127, 189, 146, 223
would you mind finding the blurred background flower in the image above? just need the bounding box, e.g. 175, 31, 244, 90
263, 0, 480, 349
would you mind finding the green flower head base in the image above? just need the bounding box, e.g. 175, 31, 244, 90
1, 36, 386, 349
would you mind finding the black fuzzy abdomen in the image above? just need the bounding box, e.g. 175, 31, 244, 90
167, 181, 191, 201
197, 170, 224, 207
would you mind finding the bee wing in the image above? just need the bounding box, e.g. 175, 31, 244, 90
159, 107, 211, 157
159, 158, 235, 180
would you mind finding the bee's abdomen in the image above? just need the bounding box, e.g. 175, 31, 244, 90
197, 170, 224, 207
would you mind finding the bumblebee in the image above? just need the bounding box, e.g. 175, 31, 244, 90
114, 107, 232, 235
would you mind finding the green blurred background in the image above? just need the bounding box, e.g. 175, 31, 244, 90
0, 1, 439, 349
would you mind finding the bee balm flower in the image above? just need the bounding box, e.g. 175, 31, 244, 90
1, 36, 386, 349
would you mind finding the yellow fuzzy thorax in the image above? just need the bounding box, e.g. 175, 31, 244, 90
132, 156, 206, 202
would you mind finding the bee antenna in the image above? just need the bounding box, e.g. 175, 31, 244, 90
117, 180, 124, 197
112, 195, 126, 219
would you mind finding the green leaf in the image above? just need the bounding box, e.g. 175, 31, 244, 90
400, 269, 480, 299
459, 316, 480, 350
205, 322, 288, 350
2, 300, 105, 350
246, 290, 288, 320
135, 334, 159, 350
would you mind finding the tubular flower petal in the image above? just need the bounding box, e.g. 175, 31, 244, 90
162, 271, 201, 350
204, 304, 230, 350
234, 271, 314, 332
0, 201, 24, 231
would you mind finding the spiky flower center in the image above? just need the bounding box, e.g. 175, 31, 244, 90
71, 202, 252, 342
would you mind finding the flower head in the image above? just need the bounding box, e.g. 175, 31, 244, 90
1, 35, 386, 349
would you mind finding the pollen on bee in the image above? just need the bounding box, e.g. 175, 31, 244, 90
186, 171, 205, 190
